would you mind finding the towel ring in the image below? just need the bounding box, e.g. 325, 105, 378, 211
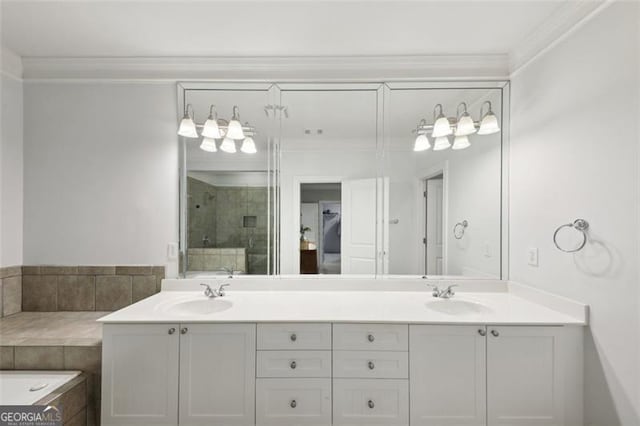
553, 219, 589, 253
453, 220, 468, 240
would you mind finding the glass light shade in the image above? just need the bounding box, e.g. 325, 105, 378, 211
433, 136, 451, 151
413, 134, 431, 152
240, 137, 257, 154
452, 135, 471, 150
432, 116, 452, 138
220, 137, 237, 153
226, 119, 245, 140
202, 119, 222, 139
200, 137, 217, 152
177, 117, 198, 138
477, 112, 500, 135
455, 114, 477, 136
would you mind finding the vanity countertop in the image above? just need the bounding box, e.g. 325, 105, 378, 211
98, 283, 587, 325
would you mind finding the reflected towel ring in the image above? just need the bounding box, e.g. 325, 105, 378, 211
453, 220, 468, 240
553, 219, 589, 253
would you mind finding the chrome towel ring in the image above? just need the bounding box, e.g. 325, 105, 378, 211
453, 220, 468, 240
553, 219, 589, 253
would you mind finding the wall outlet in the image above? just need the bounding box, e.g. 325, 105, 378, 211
527, 248, 539, 267
167, 242, 179, 260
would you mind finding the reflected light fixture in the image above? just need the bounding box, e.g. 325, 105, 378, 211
225, 106, 245, 140
240, 136, 257, 154
477, 101, 500, 135
455, 102, 477, 136
177, 104, 198, 138
199, 137, 217, 152
452, 135, 471, 150
433, 136, 451, 151
431, 104, 452, 138
413, 120, 431, 151
201, 105, 222, 139
220, 137, 237, 153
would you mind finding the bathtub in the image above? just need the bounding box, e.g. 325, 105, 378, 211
0, 371, 81, 405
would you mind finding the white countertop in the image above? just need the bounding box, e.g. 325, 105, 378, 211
98, 282, 587, 325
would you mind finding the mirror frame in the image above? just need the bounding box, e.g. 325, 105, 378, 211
177, 80, 510, 280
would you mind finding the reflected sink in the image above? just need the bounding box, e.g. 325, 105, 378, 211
162, 298, 233, 316
425, 298, 492, 316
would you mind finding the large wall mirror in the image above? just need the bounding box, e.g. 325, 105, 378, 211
178, 82, 508, 279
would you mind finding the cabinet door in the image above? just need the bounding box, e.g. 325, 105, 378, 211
409, 325, 486, 426
179, 323, 256, 426
256, 378, 331, 426
102, 323, 179, 426
487, 326, 565, 426
333, 379, 408, 426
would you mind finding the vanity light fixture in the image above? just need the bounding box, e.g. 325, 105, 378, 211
477, 101, 500, 135
201, 105, 222, 139
433, 136, 452, 151
431, 104, 452, 138
226, 106, 245, 140
177, 104, 198, 138
455, 102, 477, 136
413, 119, 431, 151
220, 137, 237, 153
452, 135, 471, 150
240, 136, 257, 154
200, 137, 217, 152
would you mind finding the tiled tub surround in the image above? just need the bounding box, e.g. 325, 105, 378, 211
34, 373, 88, 426
21, 265, 165, 312
0, 266, 22, 317
187, 248, 247, 273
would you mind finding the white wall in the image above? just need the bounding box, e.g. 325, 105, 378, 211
23, 82, 179, 266
509, 2, 640, 424
0, 47, 23, 267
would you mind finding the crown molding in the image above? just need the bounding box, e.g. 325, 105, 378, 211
1, 46, 23, 81
21, 55, 509, 82
509, 0, 613, 75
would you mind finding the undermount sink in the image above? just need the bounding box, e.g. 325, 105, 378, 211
425, 298, 492, 315
161, 298, 233, 316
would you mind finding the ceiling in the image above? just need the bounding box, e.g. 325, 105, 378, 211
1, 1, 596, 60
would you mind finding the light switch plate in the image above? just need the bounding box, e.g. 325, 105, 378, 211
527, 248, 539, 266
167, 242, 179, 260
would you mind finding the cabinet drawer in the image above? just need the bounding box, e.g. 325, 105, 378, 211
333, 351, 408, 379
333, 324, 408, 351
258, 323, 331, 350
256, 378, 331, 426
333, 379, 409, 425
257, 351, 331, 378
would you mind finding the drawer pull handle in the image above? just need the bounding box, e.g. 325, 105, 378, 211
290, 333, 297, 342
478, 329, 486, 336
491, 330, 500, 337
367, 400, 375, 409
180, 327, 188, 335
290, 361, 297, 369
168, 328, 176, 335
290, 400, 297, 408
367, 334, 375, 342
368, 361, 375, 370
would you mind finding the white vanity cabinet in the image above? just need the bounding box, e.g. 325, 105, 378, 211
410, 325, 583, 426
102, 323, 256, 426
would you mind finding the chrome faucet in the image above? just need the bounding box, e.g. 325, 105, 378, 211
218, 266, 234, 278
200, 283, 230, 298
427, 284, 458, 299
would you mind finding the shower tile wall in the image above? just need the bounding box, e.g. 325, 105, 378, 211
188, 177, 270, 274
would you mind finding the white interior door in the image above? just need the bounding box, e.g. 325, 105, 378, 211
341, 178, 377, 274
425, 178, 444, 275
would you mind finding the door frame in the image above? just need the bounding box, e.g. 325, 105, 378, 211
292, 176, 344, 274
416, 161, 449, 276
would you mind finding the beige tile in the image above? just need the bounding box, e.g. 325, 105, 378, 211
221, 254, 236, 270
115, 266, 153, 275
14, 346, 64, 369
22, 275, 58, 311
58, 276, 96, 311
46, 379, 87, 423
77, 266, 116, 275
152, 266, 165, 276
40, 266, 79, 275
189, 254, 204, 271
132, 275, 157, 303
67, 408, 88, 426
3, 276, 22, 316
64, 346, 102, 374
0, 346, 14, 369
95, 276, 132, 311
0, 266, 21, 279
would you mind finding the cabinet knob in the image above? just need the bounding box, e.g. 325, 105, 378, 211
367, 334, 375, 342
290, 361, 297, 369
491, 330, 499, 337
180, 327, 188, 335
367, 400, 375, 409
478, 329, 486, 337
290, 400, 297, 409
368, 361, 375, 370
290, 333, 297, 342
168, 328, 176, 335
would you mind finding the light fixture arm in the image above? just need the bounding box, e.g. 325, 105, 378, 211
456, 102, 469, 119
479, 101, 493, 119
433, 103, 444, 121
208, 104, 218, 120
232, 105, 240, 121
184, 103, 194, 119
